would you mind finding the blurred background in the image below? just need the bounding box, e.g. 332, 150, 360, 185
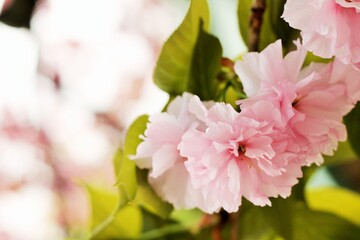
0, 0, 178, 239
0, 0, 245, 239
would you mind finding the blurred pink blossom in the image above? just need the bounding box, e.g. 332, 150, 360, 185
0, 0, 178, 237
0, 186, 64, 240
31, 0, 170, 118
282, 0, 360, 67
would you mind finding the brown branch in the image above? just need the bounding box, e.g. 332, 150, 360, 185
248, 0, 266, 52
212, 226, 222, 240
230, 211, 240, 240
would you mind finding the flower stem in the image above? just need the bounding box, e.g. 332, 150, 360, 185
89, 202, 122, 239
230, 211, 240, 240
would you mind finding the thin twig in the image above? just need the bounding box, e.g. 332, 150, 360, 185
90, 202, 122, 239
230, 211, 240, 240
212, 225, 222, 240
140, 224, 189, 240
212, 210, 230, 240
248, 0, 266, 52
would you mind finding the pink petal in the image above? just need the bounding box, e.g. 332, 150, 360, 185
150, 143, 179, 178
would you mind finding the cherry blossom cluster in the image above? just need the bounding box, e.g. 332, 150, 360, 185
132, 39, 360, 213
283, 0, 360, 68
132, 1, 360, 213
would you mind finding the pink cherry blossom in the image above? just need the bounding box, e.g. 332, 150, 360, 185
336, 0, 360, 13
132, 93, 218, 212
282, 0, 360, 67
179, 102, 303, 212
291, 59, 360, 158
235, 40, 360, 165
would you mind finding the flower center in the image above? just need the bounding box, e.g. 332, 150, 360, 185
292, 94, 306, 107
292, 98, 299, 107
238, 144, 246, 155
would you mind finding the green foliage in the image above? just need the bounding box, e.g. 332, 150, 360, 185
140, 224, 193, 240
234, 202, 283, 240
306, 187, 360, 226
303, 52, 334, 67
222, 84, 244, 108
85, 184, 142, 239
141, 210, 168, 233
134, 169, 173, 219
114, 115, 149, 205
324, 141, 358, 165
170, 209, 204, 229
119, 114, 173, 219
345, 102, 360, 157
238, 199, 360, 240
263, 199, 294, 240
85, 115, 149, 239
188, 23, 223, 100
140, 210, 201, 240
237, 0, 299, 51
294, 207, 360, 240
153, 0, 210, 95
238, 0, 264, 50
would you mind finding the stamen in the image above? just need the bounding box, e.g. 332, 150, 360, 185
292, 98, 299, 107
238, 145, 246, 154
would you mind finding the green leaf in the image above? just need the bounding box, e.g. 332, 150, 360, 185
294, 207, 360, 240
170, 209, 204, 229
267, 0, 299, 49
237, 0, 299, 51
141, 210, 167, 233
345, 102, 360, 157
114, 115, 149, 205
187, 22, 223, 100
134, 169, 173, 219
237, 0, 255, 49
263, 199, 294, 240
140, 224, 192, 240
85, 184, 142, 239
238, 203, 284, 240
323, 141, 357, 165
140, 209, 195, 240
303, 52, 334, 67
153, 0, 209, 95
273, 199, 360, 240
306, 187, 360, 226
